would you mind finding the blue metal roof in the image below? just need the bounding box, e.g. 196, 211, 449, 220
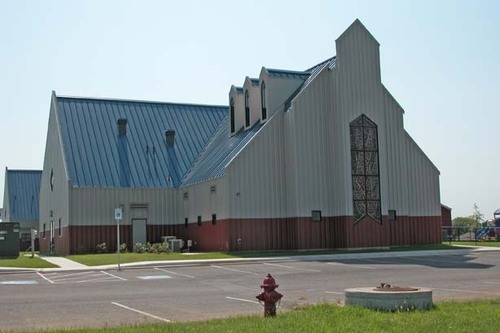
181, 121, 264, 187
6, 170, 41, 221
267, 68, 310, 80
55, 96, 228, 188
250, 78, 260, 86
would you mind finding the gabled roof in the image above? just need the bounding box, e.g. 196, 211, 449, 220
284, 57, 336, 110
267, 68, 310, 80
181, 121, 264, 187
6, 169, 41, 221
55, 96, 227, 188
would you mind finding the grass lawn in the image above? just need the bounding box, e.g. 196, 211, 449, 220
67, 244, 463, 266
0, 252, 58, 269
446, 241, 500, 247
41, 299, 500, 333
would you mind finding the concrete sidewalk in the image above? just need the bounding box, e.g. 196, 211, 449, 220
38, 255, 88, 269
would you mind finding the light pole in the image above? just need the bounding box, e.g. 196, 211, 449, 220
114, 206, 123, 271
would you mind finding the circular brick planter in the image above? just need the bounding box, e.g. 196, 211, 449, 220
344, 287, 433, 311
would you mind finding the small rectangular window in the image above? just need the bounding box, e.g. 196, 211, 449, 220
212, 214, 217, 225
183, 192, 189, 200
388, 210, 397, 221
184, 217, 188, 228
197, 216, 202, 226
210, 185, 216, 194
58, 219, 62, 237
312, 210, 322, 222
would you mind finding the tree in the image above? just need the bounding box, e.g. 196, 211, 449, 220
452, 216, 479, 232
471, 203, 484, 225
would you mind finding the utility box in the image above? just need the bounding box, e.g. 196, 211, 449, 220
0, 222, 20, 258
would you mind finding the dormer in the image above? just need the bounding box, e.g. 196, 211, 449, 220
258, 67, 309, 120
228, 85, 244, 134
242, 77, 261, 129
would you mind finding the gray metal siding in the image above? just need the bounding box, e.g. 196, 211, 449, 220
227, 110, 287, 219
40, 98, 71, 231
69, 188, 177, 226
227, 19, 440, 220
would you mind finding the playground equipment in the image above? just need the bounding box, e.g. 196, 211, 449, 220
474, 209, 500, 241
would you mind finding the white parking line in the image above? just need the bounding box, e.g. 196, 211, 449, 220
484, 281, 500, 285
75, 278, 118, 283
111, 302, 171, 323
327, 262, 377, 269
325, 291, 344, 295
37, 272, 54, 284
211, 265, 258, 275
263, 262, 321, 272
154, 267, 195, 279
51, 273, 105, 282
43, 271, 96, 279
101, 271, 127, 281
225, 296, 261, 305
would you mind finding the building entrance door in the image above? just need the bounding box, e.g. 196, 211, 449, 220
132, 219, 147, 245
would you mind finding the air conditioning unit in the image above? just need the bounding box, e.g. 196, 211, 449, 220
161, 236, 176, 243
168, 239, 183, 252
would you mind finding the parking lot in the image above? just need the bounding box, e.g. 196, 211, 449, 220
1, 250, 500, 331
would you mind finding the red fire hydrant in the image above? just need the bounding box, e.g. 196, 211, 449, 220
256, 274, 283, 317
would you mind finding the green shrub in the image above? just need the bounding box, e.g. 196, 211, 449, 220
149, 242, 170, 253
133, 242, 145, 253
96, 242, 108, 254
119, 243, 128, 253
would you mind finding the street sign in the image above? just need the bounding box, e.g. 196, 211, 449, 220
115, 208, 123, 221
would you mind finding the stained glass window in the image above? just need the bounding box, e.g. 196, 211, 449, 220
350, 115, 381, 223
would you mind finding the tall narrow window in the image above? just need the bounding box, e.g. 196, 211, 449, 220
350, 114, 381, 223
261, 81, 267, 120
230, 98, 235, 133
244, 90, 250, 127
58, 218, 62, 237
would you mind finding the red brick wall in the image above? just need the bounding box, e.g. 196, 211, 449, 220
40, 214, 442, 255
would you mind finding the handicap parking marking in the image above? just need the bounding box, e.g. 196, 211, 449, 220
0, 280, 38, 285
137, 275, 171, 280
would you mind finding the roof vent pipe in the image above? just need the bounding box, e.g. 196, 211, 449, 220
165, 130, 175, 147
117, 118, 127, 136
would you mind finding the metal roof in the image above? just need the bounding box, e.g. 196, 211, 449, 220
181, 121, 264, 187
250, 78, 260, 86
284, 57, 336, 110
55, 96, 227, 188
6, 170, 42, 221
267, 68, 311, 80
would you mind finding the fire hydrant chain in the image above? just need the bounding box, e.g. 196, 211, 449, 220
256, 274, 283, 317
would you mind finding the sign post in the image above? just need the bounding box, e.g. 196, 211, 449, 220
115, 206, 123, 271
30, 229, 37, 258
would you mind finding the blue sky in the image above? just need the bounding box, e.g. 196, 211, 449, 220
1, 0, 498, 219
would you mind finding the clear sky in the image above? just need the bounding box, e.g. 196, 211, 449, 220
1, 0, 498, 219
